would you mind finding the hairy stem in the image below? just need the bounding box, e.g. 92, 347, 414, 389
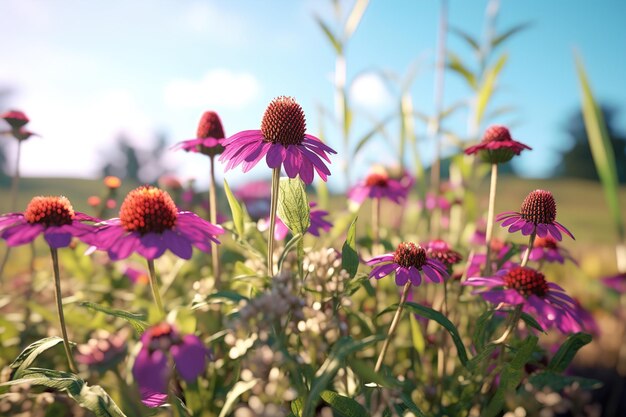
50, 248, 78, 373
375, 281, 412, 372
267, 167, 281, 276
209, 156, 221, 286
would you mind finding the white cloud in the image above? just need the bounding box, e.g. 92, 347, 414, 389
350, 72, 392, 109
177, 1, 248, 44
163, 69, 261, 110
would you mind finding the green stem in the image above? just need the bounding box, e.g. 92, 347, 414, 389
375, 281, 412, 373
267, 167, 281, 276
209, 156, 221, 287
484, 163, 498, 275
147, 259, 165, 315
50, 248, 78, 373
0, 140, 24, 278
372, 197, 381, 253
491, 232, 536, 345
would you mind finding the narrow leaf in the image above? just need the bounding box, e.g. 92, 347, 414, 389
474, 53, 508, 126
341, 216, 359, 278
79, 302, 148, 334
575, 53, 625, 241
10, 337, 66, 378
400, 393, 427, 417
314, 15, 343, 55
291, 397, 304, 417
218, 379, 259, 417
529, 371, 601, 392
277, 177, 310, 235
343, 0, 369, 40
353, 113, 395, 156
447, 52, 478, 90
223, 179, 245, 237
450, 26, 480, 52
278, 233, 303, 272
491, 22, 532, 50
402, 302, 468, 366
548, 332, 592, 373
321, 390, 367, 417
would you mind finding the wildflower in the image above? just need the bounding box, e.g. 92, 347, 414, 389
92, 185, 223, 260
103, 176, 121, 189
172, 110, 226, 157
261, 202, 332, 240
132, 322, 208, 407
219, 96, 336, 184
424, 239, 463, 268
496, 189, 574, 241
525, 236, 576, 264
76, 329, 128, 372
464, 266, 583, 333
87, 196, 101, 208
348, 166, 408, 204
367, 242, 448, 286
0, 196, 98, 248
1, 109, 29, 130
234, 180, 271, 220
466, 242, 515, 279
464, 125, 531, 164
601, 272, 626, 293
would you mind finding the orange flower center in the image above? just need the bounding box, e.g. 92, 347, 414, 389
24, 196, 75, 226
503, 266, 549, 297
365, 172, 389, 187
119, 186, 178, 234
261, 96, 306, 146
393, 242, 427, 269
520, 189, 557, 224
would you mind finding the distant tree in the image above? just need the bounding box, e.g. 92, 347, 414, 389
559, 104, 626, 183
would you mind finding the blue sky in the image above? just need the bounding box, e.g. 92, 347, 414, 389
1, 0, 625, 192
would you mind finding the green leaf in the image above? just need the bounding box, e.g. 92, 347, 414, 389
277, 177, 310, 235
223, 179, 245, 237
1, 368, 127, 417
341, 216, 359, 278
472, 310, 495, 350
528, 371, 601, 392
347, 357, 397, 388
548, 332, 592, 373
278, 233, 303, 272
79, 302, 148, 334
450, 26, 480, 52
447, 52, 477, 90
320, 390, 367, 417
218, 379, 259, 417
191, 291, 249, 310
400, 393, 427, 417
491, 22, 532, 50
291, 397, 304, 417
353, 113, 395, 156
343, 0, 369, 40
483, 336, 538, 417
575, 53, 625, 241
9, 337, 67, 379
409, 314, 425, 355
303, 335, 383, 417
474, 53, 508, 127
401, 302, 468, 367
520, 312, 545, 334
314, 15, 343, 55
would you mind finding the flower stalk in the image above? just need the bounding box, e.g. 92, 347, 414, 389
484, 163, 499, 275
147, 259, 165, 316
209, 155, 221, 285
50, 248, 78, 373
375, 281, 412, 372
267, 167, 281, 276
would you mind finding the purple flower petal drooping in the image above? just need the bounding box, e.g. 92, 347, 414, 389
0, 196, 99, 249
132, 323, 208, 407
92, 186, 224, 260
464, 125, 531, 164
218, 96, 336, 184
171, 110, 226, 157
463, 266, 584, 334
367, 242, 449, 287
496, 189, 574, 241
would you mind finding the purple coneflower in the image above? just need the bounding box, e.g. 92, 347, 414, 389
261, 202, 332, 240
132, 322, 208, 407
424, 239, 463, 269
367, 242, 448, 286
464, 266, 583, 333
93, 186, 223, 261
496, 189, 574, 241
602, 272, 626, 293
218, 96, 335, 184
525, 236, 576, 264
1, 109, 29, 130
464, 125, 531, 164
234, 180, 272, 221
171, 110, 226, 157
0, 196, 98, 248
348, 167, 408, 205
